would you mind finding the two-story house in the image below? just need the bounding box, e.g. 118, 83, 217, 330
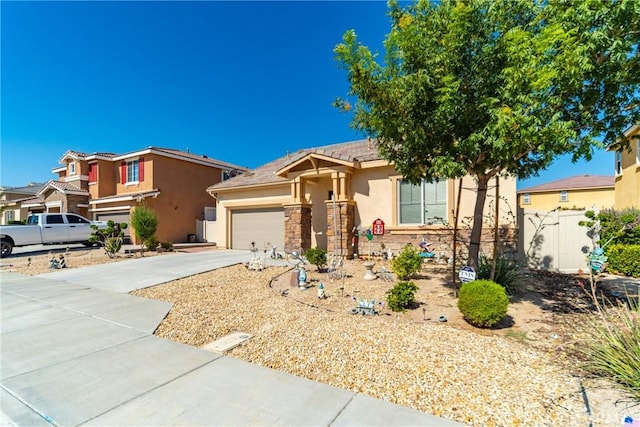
0, 183, 45, 225
36, 147, 246, 244
517, 175, 615, 211
614, 124, 640, 209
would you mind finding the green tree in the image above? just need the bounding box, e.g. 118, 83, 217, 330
130, 204, 158, 256
335, 0, 639, 269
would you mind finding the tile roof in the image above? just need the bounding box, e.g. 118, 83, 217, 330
150, 147, 248, 170
0, 183, 45, 195
518, 175, 615, 193
39, 180, 89, 196
208, 139, 384, 191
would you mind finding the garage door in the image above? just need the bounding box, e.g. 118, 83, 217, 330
231, 208, 284, 251
95, 212, 131, 242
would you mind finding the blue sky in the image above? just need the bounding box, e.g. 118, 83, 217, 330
1, 1, 613, 190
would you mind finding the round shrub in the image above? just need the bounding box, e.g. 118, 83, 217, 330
391, 244, 422, 280
458, 279, 509, 328
305, 247, 327, 271
386, 281, 419, 312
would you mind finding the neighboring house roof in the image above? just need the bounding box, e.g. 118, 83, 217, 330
518, 175, 615, 194
56, 147, 248, 173
38, 180, 89, 196
0, 183, 45, 195
209, 139, 383, 191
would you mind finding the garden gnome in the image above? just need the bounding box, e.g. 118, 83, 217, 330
317, 282, 325, 299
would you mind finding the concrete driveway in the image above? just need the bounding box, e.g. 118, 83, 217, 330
1, 249, 462, 426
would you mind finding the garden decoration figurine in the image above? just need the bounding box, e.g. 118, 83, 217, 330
58, 254, 67, 268
588, 247, 607, 274
247, 241, 264, 271
286, 249, 308, 289
363, 260, 377, 281
317, 282, 326, 299
350, 297, 379, 316
49, 255, 59, 269
418, 237, 435, 258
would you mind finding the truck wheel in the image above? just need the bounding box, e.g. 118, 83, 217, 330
0, 239, 13, 258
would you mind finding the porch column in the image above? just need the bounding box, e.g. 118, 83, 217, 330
331, 172, 352, 201
284, 203, 312, 251
325, 200, 355, 259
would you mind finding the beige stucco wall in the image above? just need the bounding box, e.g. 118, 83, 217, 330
519, 187, 615, 211
615, 129, 640, 209
213, 169, 518, 250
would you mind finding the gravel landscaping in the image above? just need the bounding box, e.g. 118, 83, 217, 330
4, 247, 637, 425
132, 261, 591, 426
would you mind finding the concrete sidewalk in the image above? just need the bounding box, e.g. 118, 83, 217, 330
1, 250, 462, 426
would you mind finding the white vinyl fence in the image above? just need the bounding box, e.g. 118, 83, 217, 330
519, 208, 593, 273
196, 220, 217, 244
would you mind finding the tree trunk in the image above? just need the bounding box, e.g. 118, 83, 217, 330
469, 174, 489, 271
490, 175, 500, 281
452, 178, 463, 297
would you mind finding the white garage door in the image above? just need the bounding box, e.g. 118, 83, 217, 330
231, 208, 284, 251
95, 212, 131, 241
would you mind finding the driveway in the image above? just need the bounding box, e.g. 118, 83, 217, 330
1, 249, 462, 426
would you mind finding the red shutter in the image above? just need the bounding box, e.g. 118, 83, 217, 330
139, 158, 144, 182
88, 163, 97, 182
121, 162, 126, 184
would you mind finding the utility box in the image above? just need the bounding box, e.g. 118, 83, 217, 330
188, 233, 196, 243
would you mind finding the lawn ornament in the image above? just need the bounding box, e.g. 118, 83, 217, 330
588, 247, 607, 274
418, 237, 435, 258
248, 242, 264, 271
317, 282, 326, 299
351, 297, 380, 316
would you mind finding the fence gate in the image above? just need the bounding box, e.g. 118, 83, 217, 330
519, 208, 592, 273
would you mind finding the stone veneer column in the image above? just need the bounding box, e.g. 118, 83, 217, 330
284, 204, 312, 251
325, 200, 355, 259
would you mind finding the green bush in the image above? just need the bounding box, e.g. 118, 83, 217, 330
131, 204, 158, 255
160, 241, 174, 251
386, 281, 419, 312
89, 220, 128, 258
476, 255, 527, 295
305, 246, 327, 271
580, 297, 640, 401
458, 280, 509, 328
391, 244, 422, 280
144, 236, 159, 252
606, 244, 640, 277
581, 208, 640, 247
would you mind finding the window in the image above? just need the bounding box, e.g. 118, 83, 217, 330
65, 214, 89, 224
69, 162, 76, 175
522, 193, 530, 205
121, 158, 144, 184
46, 215, 64, 224
88, 163, 97, 183
560, 190, 568, 202
398, 179, 447, 225
615, 151, 622, 175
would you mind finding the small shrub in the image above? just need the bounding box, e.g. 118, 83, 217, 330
476, 255, 527, 295
145, 236, 159, 252
386, 281, 419, 312
606, 244, 640, 278
458, 280, 509, 328
305, 247, 327, 271
391, 244, 422, 280
89, 220, 128, 258
131, 204, 158, 255
580, 297, 640, 401
160, 241, 174, 251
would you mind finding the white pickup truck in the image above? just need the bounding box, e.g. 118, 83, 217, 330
0, 213, 108, 257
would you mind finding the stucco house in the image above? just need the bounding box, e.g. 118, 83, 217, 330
27, 147, 246, 243
206, 139, 517, 259
0, 183, 45, 225
517, 175, 615, 211
613, 124, 640, 209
